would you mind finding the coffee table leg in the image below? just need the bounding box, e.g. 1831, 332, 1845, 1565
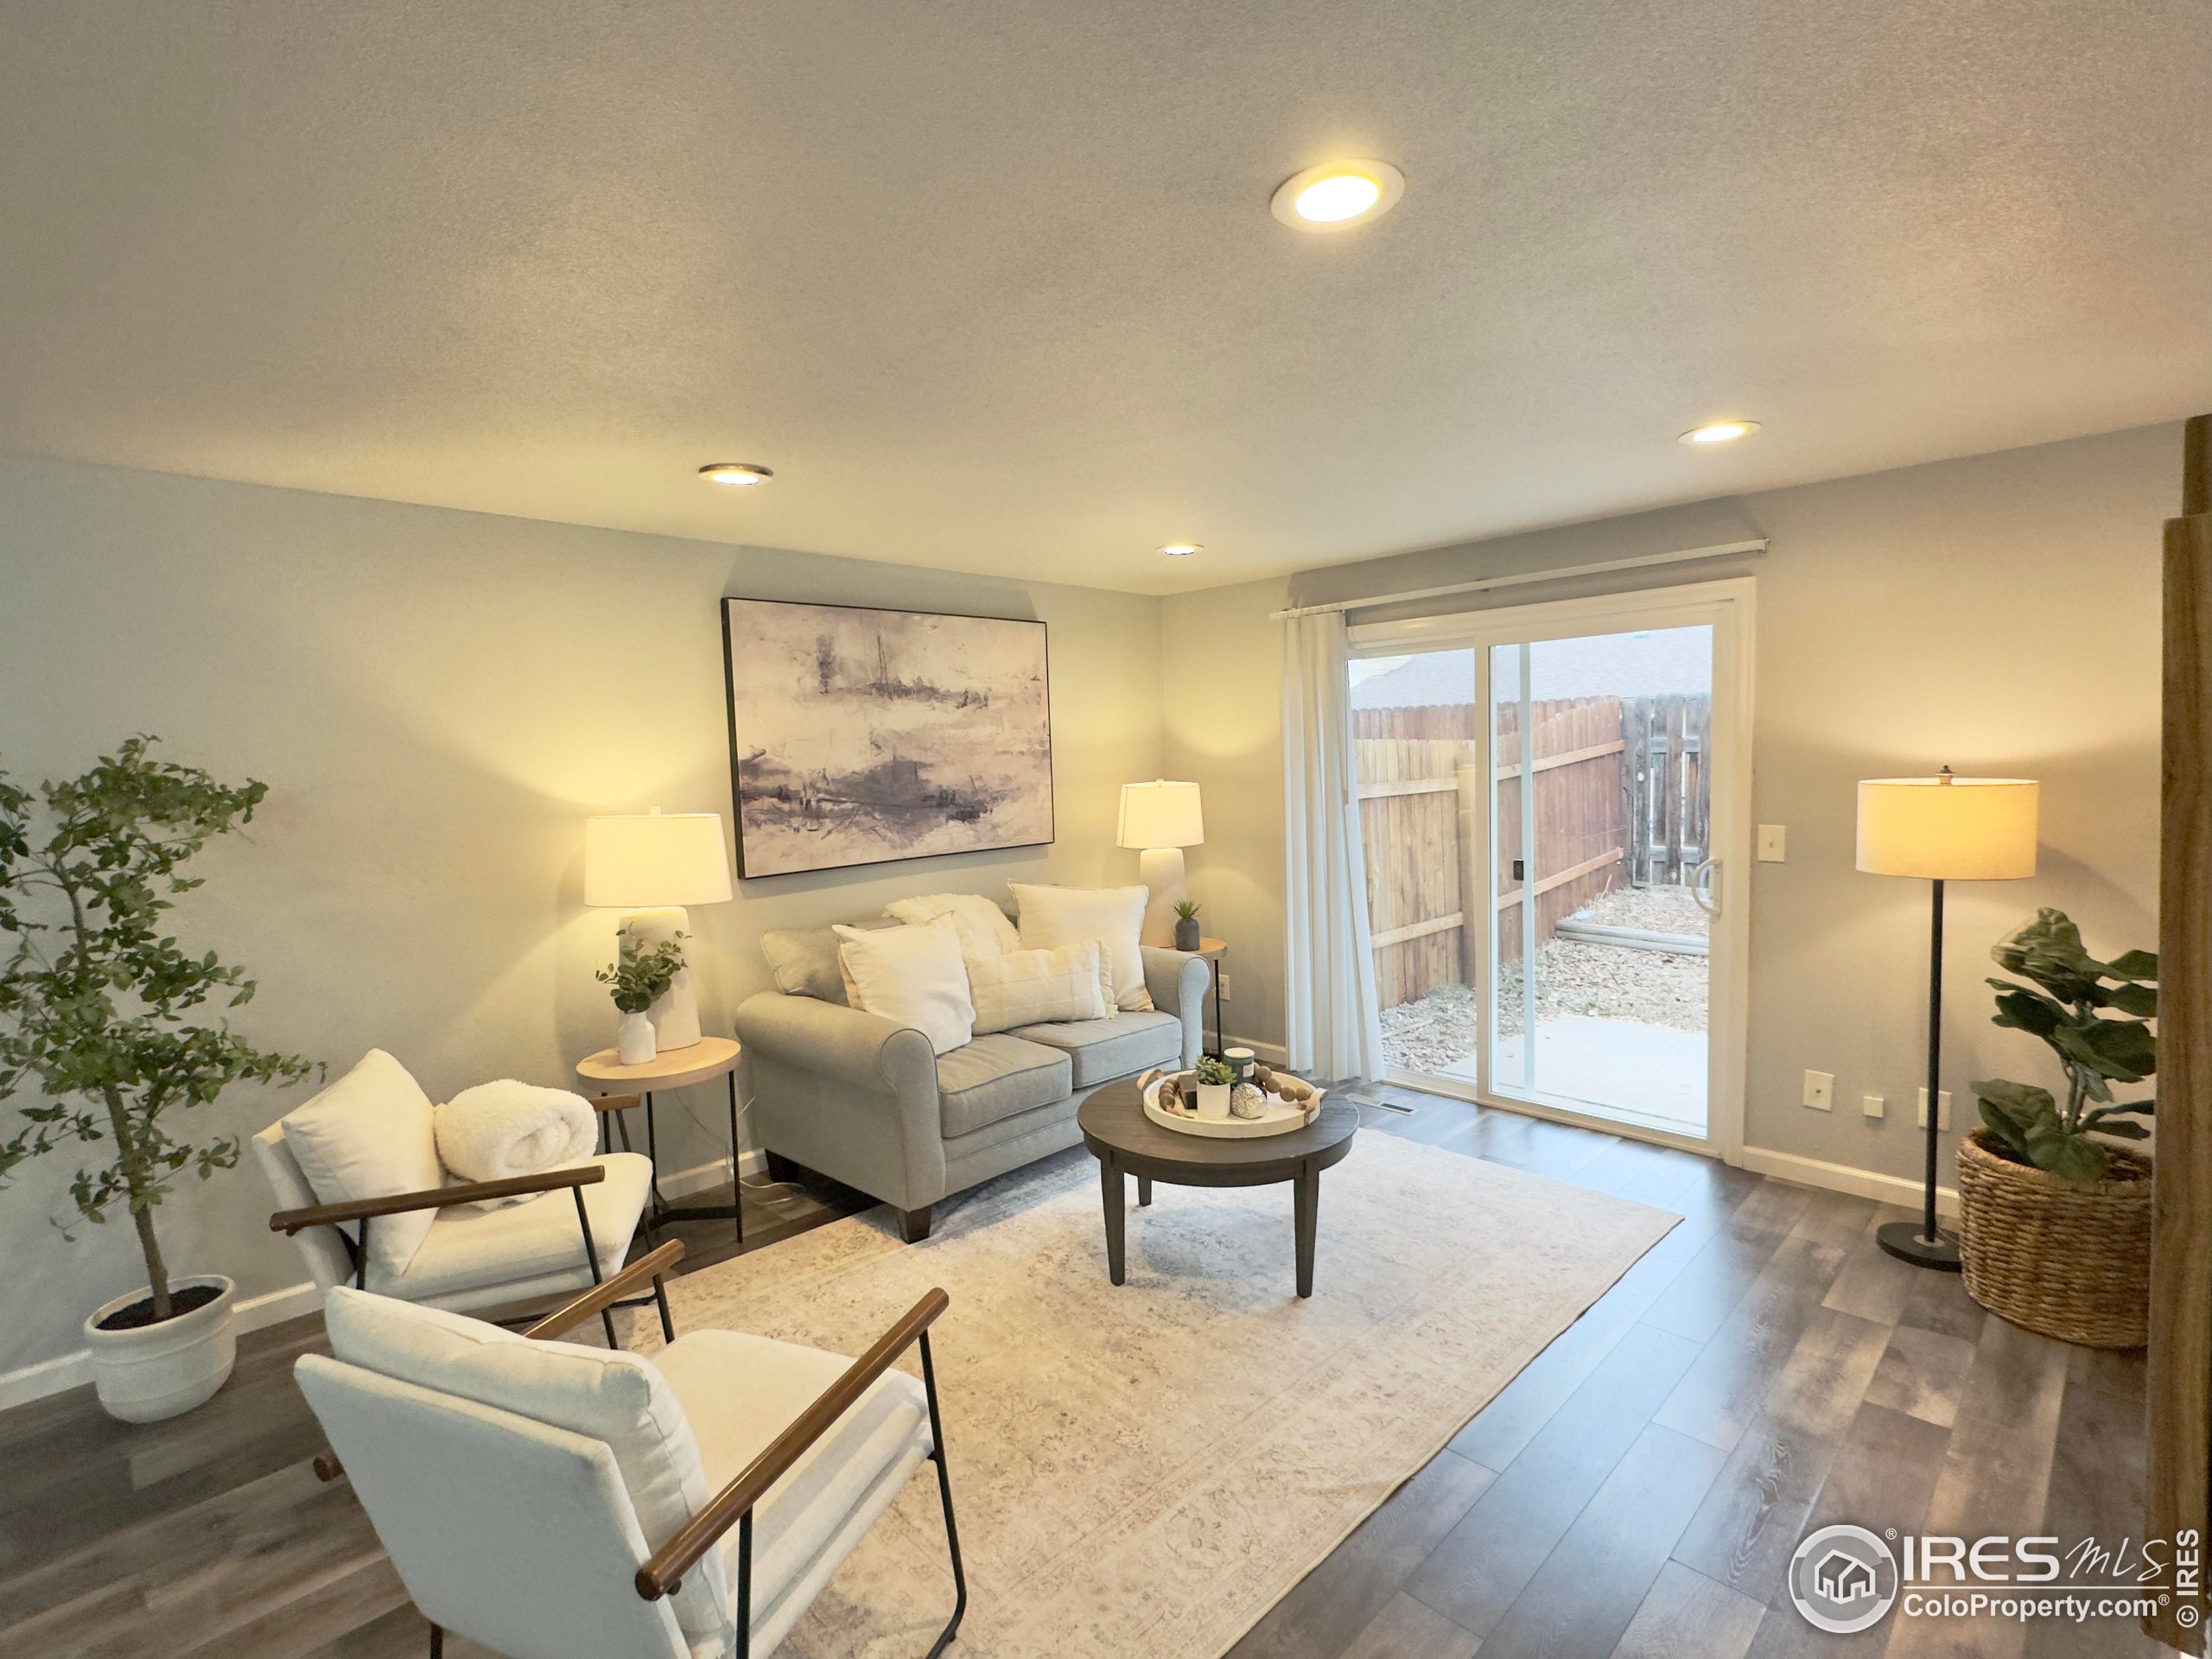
1137, 1174, 1153, 1207
1100, 1155, 1127, 1285
1294, 1164, 1319, 1299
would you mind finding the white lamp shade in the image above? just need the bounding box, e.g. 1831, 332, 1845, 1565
583, 811, 734, 907
1856, 777, 2039, 880
1116, 780, 1204, 849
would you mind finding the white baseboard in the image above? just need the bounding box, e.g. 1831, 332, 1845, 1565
0, 1279, 324, 1414
1739, 1144, 1960, 1218
656, 1147, 766, 1198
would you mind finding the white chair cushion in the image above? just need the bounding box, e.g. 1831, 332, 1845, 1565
366, 1153, 653, 1304
963, 938, 1109, 1035
834, 916, 976, 1055
323, 1282, 730, 1646
1010, 883, 1155, 1011
884, 892, 1020, 957
653, 1329, 931, 1647
279, 1049, 445, 1277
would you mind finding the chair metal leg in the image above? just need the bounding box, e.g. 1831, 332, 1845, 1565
427, 1623, 442, 1658
736, 1510, 754, 1659
920, 1331, 968, 1657
354, 1217, 370, 1290
570, 1188, 617, 1346
652, 1270, 675, 1345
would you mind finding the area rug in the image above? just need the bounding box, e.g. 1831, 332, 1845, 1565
619, 1129, 1677, 1659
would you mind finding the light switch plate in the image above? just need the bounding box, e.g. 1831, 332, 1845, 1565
1862, 1093, 1885, 1119
1803, 1069, 1834, 1110
1916, 1088, 1953, 1129
1757, 824, 1788, 862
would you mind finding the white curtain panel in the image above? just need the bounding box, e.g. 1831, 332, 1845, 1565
1281, 611, 1385, 1082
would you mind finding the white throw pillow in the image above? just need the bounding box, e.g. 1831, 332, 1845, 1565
279, 1050, 445, 1277
965, 939, 1109, 1034
834, 916, 976, 1054
884, 892, 1020, 957
1010, 884, 1154, 1012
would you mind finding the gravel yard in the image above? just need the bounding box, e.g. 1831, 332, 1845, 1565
1379, 883, 1709, 1075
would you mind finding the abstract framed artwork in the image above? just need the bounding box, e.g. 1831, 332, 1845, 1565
721, 597, 1055, 877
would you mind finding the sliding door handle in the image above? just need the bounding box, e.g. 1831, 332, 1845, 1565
1691, 856, 1719, 917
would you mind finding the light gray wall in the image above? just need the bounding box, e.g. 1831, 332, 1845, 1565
0, 454, 1166, 1376
1164, 423, 2177, 1185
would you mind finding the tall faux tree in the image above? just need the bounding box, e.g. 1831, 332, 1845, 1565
0, 739, 316, 1321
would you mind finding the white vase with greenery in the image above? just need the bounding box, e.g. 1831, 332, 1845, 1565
598, 931, 688, 1066
0, 739, 317, 1421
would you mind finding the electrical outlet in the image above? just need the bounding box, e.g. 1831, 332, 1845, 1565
1217, 971, 1231, 1001
1802, 1069, 1834, 1111
1862, 1093, 1885, 1119
1757, 824, 1788, 862
1916, 1088, 1953, 1130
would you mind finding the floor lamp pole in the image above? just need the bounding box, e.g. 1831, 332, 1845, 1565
1878, 876, 1961, 1270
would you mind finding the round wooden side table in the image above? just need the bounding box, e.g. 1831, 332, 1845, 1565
575, 1035, 743, 1243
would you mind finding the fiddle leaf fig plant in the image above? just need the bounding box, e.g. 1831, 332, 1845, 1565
0, 739, 319, 1323
597, 932, 688, 1015
1970, 908, 2156, 1185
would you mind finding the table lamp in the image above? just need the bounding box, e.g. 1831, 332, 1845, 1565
584, 808, 734, 1053
1856, 768, 2039, 1269
1118, 780, 1205, 948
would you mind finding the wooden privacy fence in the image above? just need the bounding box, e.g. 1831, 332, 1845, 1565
1354, 693, 1710, 1009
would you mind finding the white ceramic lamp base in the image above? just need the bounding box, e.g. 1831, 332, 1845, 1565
1137, 847, 1186, 949
620, 906, 702, 1053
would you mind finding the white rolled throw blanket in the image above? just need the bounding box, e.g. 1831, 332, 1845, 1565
435, 1080, 597, 1207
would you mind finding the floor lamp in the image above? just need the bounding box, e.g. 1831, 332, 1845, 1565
1856, 769, 2039, 1270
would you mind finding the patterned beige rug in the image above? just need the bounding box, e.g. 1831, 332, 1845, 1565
620, 1129, 1676, 1659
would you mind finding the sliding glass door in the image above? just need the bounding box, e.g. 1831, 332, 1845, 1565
1349, 582, 1751, 1155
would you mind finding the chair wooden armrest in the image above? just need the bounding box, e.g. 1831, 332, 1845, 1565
524, 1241, 685, 1340
588, 1092, 643, 1114
635, 1287, 951, 1600
269, 1164, 607, 1235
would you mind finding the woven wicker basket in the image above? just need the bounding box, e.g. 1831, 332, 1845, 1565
1956, 1130, 2151, 1349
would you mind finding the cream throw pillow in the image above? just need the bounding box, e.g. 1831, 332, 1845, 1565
279, 1049, 446, 1278
1010, 883, 1154, 1012
966, 939, 1109, 1034
834, 916, 976, 1054
884, 892, 1020, 957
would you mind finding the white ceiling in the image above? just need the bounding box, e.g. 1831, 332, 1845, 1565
2, 2, 2206, 595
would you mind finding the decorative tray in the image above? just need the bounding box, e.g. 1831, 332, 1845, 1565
1139, 1068, 1326, 1139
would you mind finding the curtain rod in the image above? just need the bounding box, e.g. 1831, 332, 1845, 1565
1268, 538, 1768, 621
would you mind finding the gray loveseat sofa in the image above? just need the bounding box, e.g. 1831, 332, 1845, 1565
734, 921, 1210, 1241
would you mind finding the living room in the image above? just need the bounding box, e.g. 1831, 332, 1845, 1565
3, 7, 2209, 1659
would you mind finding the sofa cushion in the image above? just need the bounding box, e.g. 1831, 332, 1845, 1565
936, 1034, 1071, 1138
1009, 883, 1155, 1012
965, 939, 1109, 1035
1013, 1010, 1184, 1087
884, 892, 1020, 957
835, 917, 975, 1055
759, 926, 849, 1003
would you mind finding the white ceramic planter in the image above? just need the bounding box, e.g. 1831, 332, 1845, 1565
1195, 1082, 1232, 1121
84, 1274, 238, 1424
617, 1009, 658, 1065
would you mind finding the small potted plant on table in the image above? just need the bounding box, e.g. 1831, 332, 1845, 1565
1172, 899, 1203, 953
597, 932, 688, 1064
0, 740, 318, 1421
1961, 909, 2155, 1349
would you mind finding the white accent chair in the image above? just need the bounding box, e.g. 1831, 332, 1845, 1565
295, 1241, 964, 1659
253, 1055, 657, 1343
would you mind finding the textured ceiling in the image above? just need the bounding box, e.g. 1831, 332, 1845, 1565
1, 1, 2207, 594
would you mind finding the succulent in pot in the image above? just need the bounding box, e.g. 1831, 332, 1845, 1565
1193, 1054, 1236, 1120
1172, 899, 1203, 953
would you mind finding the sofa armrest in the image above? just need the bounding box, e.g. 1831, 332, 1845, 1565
734, 992, 938, 1103
1142, 946, 1211, 1066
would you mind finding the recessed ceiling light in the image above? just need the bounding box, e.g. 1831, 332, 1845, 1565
1679, 421, 1759, 446
1270, 160, 1406, 232
699, 462, 774, 486
1159, 543, 1203, 558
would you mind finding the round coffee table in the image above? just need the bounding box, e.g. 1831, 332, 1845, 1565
1077, 1077, 1360, 1299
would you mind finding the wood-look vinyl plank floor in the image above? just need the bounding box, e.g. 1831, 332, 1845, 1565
0, 1098, 2170, 1659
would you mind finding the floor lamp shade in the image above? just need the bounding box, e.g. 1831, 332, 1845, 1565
1855, 772, 2038, 1271
1856, 778, 2039, 880
1118, 781, 1204, 949
584, 810, 734, 1053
